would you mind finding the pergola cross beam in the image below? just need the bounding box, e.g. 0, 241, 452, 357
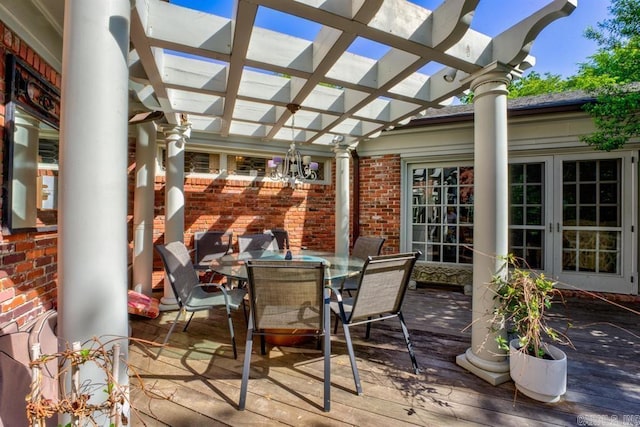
127, 0, 577, 147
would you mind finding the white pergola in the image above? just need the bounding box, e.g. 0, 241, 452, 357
5, 0, 577, 143
3, 0, 576, 420
128, 0, 579, 144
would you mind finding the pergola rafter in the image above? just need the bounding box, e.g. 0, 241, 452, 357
126, 0, 577, 146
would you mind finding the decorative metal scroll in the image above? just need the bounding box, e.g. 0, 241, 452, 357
5, 53, 60, 129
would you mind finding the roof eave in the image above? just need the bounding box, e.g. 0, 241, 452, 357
397, 92, 596, 129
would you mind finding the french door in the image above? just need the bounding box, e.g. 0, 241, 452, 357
512, 153, 636, 294
408, 153, 636, 294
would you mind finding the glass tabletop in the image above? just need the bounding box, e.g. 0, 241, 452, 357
209, 249, 364, 282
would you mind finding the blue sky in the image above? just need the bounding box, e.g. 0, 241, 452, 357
171, 0, 610, 78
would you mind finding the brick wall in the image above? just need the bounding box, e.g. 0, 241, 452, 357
0, 22, 61, 327
147, 155, 403, 289
149, 175, 337, 287
147, 154, 402, 289
357, 154, 402, 254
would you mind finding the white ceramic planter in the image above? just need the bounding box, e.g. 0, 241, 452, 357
509, 338, 567, 403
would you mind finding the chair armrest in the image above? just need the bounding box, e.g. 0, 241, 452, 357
195, 282, 224, 292
193, 282, 244, 307
330, 286, 345, 303
194, 282, 231, 298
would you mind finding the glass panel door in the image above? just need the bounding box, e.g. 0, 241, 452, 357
407, 153, 636, 294
561, 159, 621, 274
509, 162, 546, 270
410, 165, 474, 264
553, 153, 635, 294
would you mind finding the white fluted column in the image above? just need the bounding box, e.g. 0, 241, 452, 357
333, 138, 351, 257
132, 122, 157, 296
456, 63, 513, 385
58, 0, 131, 424
159, 122, 190, 309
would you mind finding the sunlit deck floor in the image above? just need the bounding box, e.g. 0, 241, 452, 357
127, 285, 640, 426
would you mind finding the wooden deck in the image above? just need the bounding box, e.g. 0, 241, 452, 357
127, 286, 640, 426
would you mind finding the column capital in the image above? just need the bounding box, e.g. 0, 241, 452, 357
160, 120, 192, 145
463, 61, 520, 95
331, 135, 352, 155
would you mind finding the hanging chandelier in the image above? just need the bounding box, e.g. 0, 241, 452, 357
268, 103, 319, 186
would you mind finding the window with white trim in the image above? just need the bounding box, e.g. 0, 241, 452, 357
159, 149, 326, 180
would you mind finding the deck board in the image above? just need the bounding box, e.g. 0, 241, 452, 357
128, 286, 640, 426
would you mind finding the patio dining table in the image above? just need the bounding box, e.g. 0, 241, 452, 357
210, 249, 364, 347
209, 249, 365, 286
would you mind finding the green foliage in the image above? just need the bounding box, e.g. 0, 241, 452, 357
580, 85, 640, 151
507, 71, 572, 98
80, 348, 91, 360
457, 91, 474, 104
584, 0, 640, 50
460, 0, 640, 150
576, 0, 640, 150
491, 254, 570, 358
459, 72, 574, 104
458, 72, 574, 104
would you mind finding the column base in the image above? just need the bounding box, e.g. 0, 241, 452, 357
159, 296, 179, 311
456, 347, 511, 386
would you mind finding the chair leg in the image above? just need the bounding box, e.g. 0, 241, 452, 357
157, 310, 182, 358
182, 311, 196, 332
341, 323, 363, 395
224, 305, 238, 360
239, 313, 255, 410
242, 299, 249, 324
323, 292, 331, 412
365, 317, 372, 339
260, 334, 266, 355
398, 312, 419, 374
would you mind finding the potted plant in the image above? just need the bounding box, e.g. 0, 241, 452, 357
491, 254, 573, 403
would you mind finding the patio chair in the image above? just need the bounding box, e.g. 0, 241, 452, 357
266, 228, 290, 250
193, 231, 232, 270
238, 233, 279, 253
337, 236, 386, 294
155, 242, 247, 359
331, 252, 420, 395
239, 260, 331, 412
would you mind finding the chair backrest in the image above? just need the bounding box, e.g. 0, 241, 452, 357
194, 231, 232, 264
348, 252, 419, 323
155, 242, 200, 308
267, 228, 290, 250
245, 260, 326, 331
351, 236, 386, 260
238, 233, 279, 253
